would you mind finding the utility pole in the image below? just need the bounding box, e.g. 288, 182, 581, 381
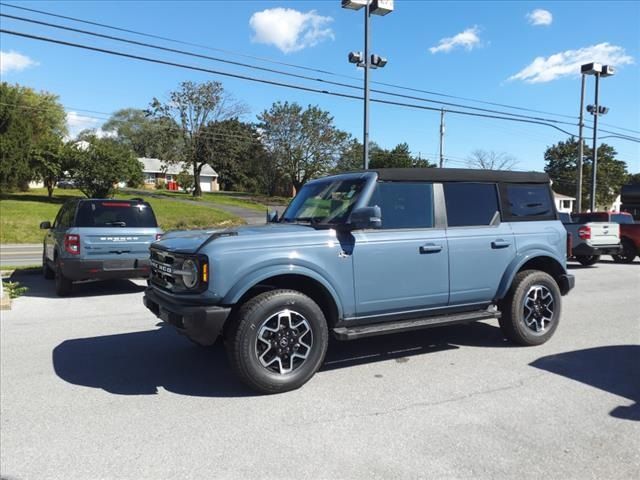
439, 108, 445, 168
576, 74, 585, 213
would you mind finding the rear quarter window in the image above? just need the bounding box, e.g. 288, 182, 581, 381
76, 201, 158, 228
502, 184, 555, 221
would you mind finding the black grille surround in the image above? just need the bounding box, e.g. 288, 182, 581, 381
150, 247, 208, 294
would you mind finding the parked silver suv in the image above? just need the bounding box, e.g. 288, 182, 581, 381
40, 198, 162, 296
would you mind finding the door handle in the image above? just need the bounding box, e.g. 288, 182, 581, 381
419, 243, 443, 254
491, 239, 511, 249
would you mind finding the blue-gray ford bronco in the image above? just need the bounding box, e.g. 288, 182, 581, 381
143, 168, 575, 393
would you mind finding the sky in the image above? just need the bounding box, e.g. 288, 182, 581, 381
1, 0, 639, 173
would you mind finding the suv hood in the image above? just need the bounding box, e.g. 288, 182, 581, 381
153, 223, 316, 254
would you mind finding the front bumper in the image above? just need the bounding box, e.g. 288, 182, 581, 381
572, 243, 622, 256
60, 257, 151, 281
143, 287, 231, 345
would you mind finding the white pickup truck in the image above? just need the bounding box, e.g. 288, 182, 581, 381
560, 213, 622, 266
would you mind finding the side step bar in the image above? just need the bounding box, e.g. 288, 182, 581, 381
333, 309, 500, 341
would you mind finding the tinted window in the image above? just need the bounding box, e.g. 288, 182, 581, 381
572, 213, 605, 224
559, 213, 572, 223
505, 184, 554, 219
611, 213, 633, 224
57, 203, 76, 229
76, 201, 158, 228
368, 182, 434, 229
444, 183, 499, 227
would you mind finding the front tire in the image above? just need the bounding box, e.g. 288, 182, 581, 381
576, 255, 600, 266
612, 239, 637, 264
499, 270, 561, 346
226, 289, 328, 394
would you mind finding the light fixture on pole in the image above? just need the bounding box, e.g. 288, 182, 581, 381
342, 0, 393, 169
580, 62, 615, 212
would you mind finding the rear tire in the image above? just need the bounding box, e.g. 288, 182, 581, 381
576, 255, 600, 266
612, 239, 637, 264
499, 270, 561, 346
42, 252, 54, 280
54, 259, 72, 297
226, 289, 328, 394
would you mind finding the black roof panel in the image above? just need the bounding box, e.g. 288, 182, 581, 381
370, 168, 549, 184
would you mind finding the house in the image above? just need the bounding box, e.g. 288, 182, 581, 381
139, 157, 219, 192
553, 192, 575, 213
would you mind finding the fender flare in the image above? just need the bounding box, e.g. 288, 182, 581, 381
222, 264, 345, 318
496, 250, 566, 300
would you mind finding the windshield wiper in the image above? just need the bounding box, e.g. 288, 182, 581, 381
105, 221, 126, 227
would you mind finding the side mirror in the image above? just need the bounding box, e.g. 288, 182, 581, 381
349, 206, 382, 230
40, 221, 52, 230
266, 210, 279, 223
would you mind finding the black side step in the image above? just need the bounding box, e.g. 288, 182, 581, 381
333, 309, 500, 341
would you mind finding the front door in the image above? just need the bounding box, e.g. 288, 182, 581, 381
352, 182, 449, 319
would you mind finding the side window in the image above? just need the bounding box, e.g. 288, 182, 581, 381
505, 184, 555, 220
57, 203, 76, 229
368, 182, 434, 229
52, 206, 65, 229
611, 214, 632, 224
443, 183, 499, 227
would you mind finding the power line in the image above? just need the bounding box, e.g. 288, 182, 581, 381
0, 12, 586, 128
0, 0, 594, 123
0, 28, 584, 139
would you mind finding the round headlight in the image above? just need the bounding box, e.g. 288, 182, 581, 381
182, 259, 199, 288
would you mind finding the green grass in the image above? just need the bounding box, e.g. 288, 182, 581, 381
0, 265, 40, 271
128, 188, 291, 211
0, 188, 243, 243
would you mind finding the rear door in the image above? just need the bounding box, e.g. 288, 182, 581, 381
75, 201, 158, 267
444, 182, 516, 306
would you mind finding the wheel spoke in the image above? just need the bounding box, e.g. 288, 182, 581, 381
254, 309, 313, 376
522, 284, 555, 334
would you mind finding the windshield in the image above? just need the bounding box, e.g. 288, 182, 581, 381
282, 178, 366, 225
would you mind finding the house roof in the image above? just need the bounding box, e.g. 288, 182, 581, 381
138, 157, 218, 177
553, 192, 575, 200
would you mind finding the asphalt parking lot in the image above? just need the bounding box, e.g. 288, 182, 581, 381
1, 261, 638, 480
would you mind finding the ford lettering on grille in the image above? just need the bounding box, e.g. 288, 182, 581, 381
151, 260, 173, 274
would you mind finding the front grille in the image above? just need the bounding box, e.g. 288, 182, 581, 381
150, 248, 186, 292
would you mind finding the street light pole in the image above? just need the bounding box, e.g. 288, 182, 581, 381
343, 0, 392, 170
363, 1, 370, 170
589, 72, 601, 212
576, 74, 585, 213
439, 108, 445, 168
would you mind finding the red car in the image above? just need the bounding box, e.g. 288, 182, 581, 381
572, 212, 639, 263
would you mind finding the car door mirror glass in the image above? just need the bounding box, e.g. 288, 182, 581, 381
40, 221, 52, 230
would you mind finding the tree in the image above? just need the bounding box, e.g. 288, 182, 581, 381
334, 140, 435, 172
258, 102, 349, 192
0, 83, 67, 191
30, 136, 68, 197
149, 81, 246, 196
544, 137, 628, 209
102, 108, 181, 160
467, 150, 518, 170
68, 136, 142, 198
176, 167, 194, 192
197, 119, 264, 191
627, 172, 640, 185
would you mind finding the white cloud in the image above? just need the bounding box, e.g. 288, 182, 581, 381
429, 26, 481, 54
527, 9, 553, 26
249, 8, 334, 54
66, 111, 101, 137
509, 42, 634, 83
0, 50, 38, 75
